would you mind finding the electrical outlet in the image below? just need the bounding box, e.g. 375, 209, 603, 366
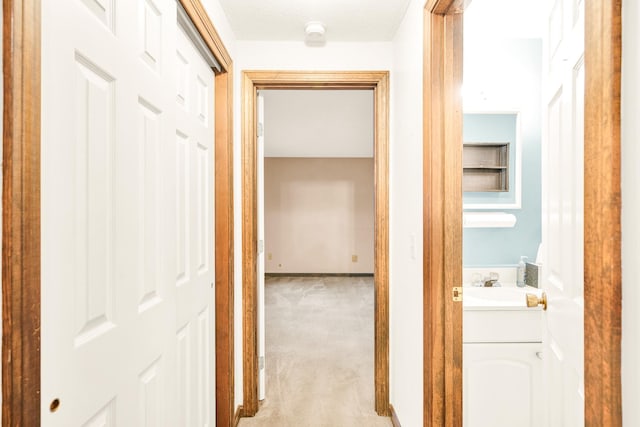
352, 255, 358, 263
267, 253, 272, 260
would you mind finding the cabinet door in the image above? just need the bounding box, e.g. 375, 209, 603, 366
464, 343, 543, 427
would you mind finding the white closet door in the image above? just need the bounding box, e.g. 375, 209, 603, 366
174, 20, 216, 427
41, 0, 215, 425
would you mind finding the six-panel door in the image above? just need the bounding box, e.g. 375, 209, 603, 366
41, 0, 215, 425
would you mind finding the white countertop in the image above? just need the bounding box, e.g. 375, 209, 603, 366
463, 285, 544, 311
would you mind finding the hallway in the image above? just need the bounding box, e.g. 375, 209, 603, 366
238, 276, 392, 427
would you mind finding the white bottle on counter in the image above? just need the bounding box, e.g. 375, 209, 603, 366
516, 255, 527, 287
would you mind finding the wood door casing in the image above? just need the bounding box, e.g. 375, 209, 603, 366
423, 2, 463, 426
583, 0, 622, 424
240, 70, 390, 417
2, 1, 41, 425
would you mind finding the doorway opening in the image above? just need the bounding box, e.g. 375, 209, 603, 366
461, 1, 546, 425
250, 89, 378, 425
423, 0, 622, 425
240, 71, 390, 419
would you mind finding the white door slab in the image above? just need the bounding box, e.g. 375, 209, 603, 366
41, 1, 215, 425
174, 19, 216, 426
541, 0, 585, 424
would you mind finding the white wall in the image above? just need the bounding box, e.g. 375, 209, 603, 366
622, 1, 640, 425
264, 158, 374, 274
389, 0, 424, 425
262, 90, 374, 158
204, 6, 423, 418
234, 40, 393, 73
201, 0, 236, 56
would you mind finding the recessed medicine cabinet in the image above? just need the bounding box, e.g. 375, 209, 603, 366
463, 142, 510, 192
463, 112, 521, 209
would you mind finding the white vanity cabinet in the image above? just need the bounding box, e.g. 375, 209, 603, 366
463, 287, 545, 427
463, 342, 543, 427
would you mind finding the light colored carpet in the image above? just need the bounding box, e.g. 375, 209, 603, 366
238, 276, 393, 427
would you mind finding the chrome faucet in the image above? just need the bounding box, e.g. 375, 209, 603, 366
483, 278, 498, 287
483, 272, 500, 287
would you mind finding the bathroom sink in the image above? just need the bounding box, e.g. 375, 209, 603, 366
463, 286, 544, 311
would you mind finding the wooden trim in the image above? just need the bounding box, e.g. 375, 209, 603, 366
178, 0, 232, 69
2, 0, 42, 425
214, 68, 235, 427
584, 1, 622, 425
423, 1, 463, 426
241, 70, 390, 417
233, 405, 243, 427
176, 2, 235, 426
442, 12, 463, 427
427, 0, 466, 15
373, 71, 390, 417
243, 70, 390, 89
390, 404, 402, 427
241, 70, 259, 416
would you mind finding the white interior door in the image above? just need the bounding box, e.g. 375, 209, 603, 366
541, 0, 585, 425
174, 15, 216, 426
257, 92, 266, 400
41, 1, 215, 425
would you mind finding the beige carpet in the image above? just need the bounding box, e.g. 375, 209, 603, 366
238, 276, 393, 427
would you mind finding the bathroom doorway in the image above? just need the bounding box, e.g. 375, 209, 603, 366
423, 0, 622, 425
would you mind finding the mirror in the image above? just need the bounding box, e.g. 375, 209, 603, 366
462, 16, 542, 268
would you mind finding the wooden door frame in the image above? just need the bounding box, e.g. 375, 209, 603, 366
423, 2, 463, 425
2, 1, 237, 426
423, 0, 622, 426
240, 70, 390, 417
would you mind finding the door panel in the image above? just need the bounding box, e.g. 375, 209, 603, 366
41, 1, 215, 425
72, 53, 116, 347
175, 21, 216, 427
542, 0, 585, 425
137, 98, 163, 313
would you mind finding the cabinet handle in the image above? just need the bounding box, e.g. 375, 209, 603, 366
526, 292, 547, 310
535, 351, 543, 360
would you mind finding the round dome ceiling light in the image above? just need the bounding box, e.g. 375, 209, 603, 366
305, 21, 326, 46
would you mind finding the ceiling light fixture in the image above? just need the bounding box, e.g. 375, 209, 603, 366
305, 21, 326, 46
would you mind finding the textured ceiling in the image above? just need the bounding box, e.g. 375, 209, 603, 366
216, 0, 413, 41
